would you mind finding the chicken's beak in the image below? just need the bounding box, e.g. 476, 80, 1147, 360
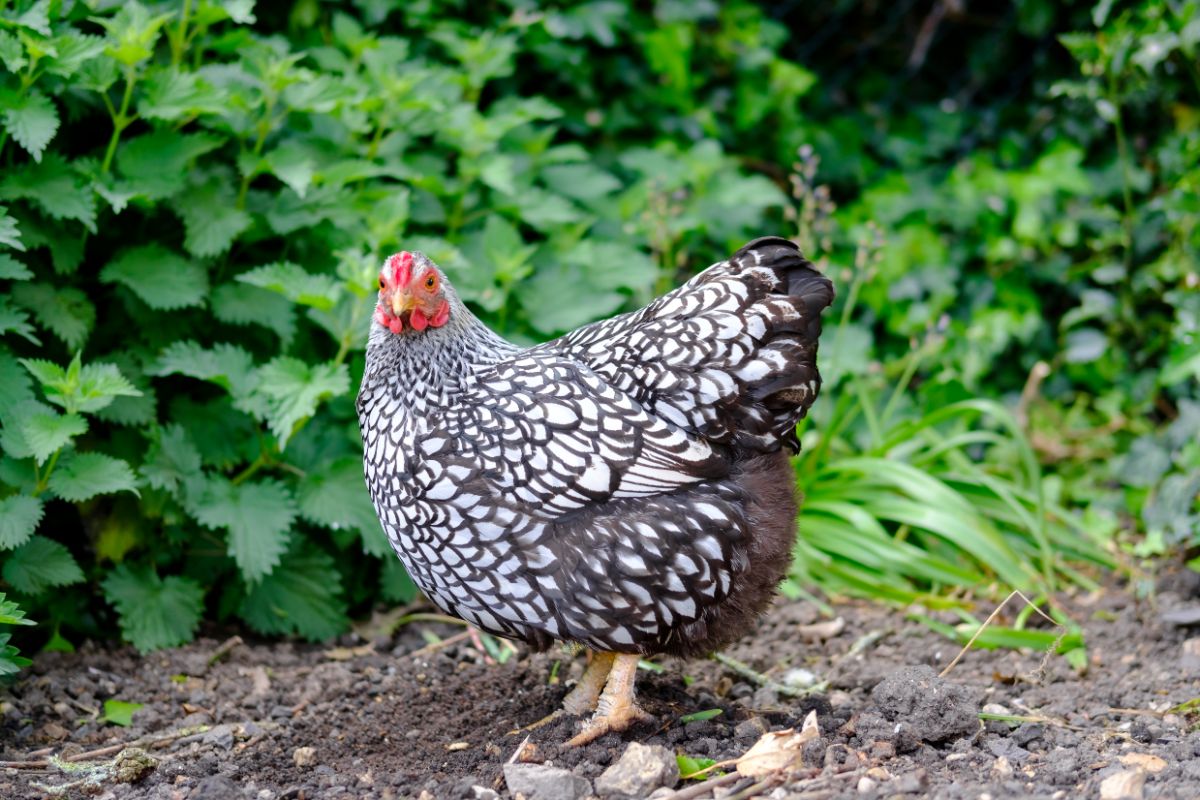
390, 290, 414, 317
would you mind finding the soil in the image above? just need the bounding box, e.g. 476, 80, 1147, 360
3, 575, 1200, 800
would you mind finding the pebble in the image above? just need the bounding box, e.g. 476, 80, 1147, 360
1099, 768, 1146, 800
503, 763, 591, 800
292, 747, 316, 767
595, 742, 680, 799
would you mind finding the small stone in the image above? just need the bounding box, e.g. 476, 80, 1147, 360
292, 746, 316, 767
471, 787, 500, 800
868, 665, 982, 745
992, 755, 1013, 779
733, 717, 769, 741
646, 789, 675, 800
856, 776, 877, 793
446, 741, 470, 752
595, 742, 680, 799
202, 724, 235, 751
190, 775, 242, 800
1100, 769, 1146, 800
782, 668, 819, 689
891, 769, 928, 794
503, 763, 591, 800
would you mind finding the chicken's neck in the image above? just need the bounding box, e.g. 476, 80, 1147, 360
361, 292, 518, 412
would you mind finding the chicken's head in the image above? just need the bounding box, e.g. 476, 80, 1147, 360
374, 251, 451, 334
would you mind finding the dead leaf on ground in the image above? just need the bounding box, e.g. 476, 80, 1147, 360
797, 618, 846, 641
735, 710, 819, 778
324, 644, 374, 661
1119, 753, 1167, 773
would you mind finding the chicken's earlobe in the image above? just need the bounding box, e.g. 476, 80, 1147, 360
430, 301, 450, 328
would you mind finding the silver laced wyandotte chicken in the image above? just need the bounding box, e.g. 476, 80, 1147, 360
357, 236, 834, 746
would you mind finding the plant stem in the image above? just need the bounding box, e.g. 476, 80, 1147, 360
100, 69, 138, 175
1107, 73, 1135, 269
32, 449, 62, 496
231, 451, 270, 485
171, 0, 193, 67
237, 98, 276, 208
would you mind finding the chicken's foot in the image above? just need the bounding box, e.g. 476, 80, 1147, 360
565, 653, 653, 746
511, 651, 615, 733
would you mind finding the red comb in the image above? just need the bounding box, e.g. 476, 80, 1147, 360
387, 251, 414, 286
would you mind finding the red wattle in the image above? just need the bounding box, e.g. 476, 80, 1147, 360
388, 316, 404, 334
374, 306, 388, 327
410, 307, 429, 331
430, 301, 450, 327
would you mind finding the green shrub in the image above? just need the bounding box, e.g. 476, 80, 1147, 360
0, 0, 1195, 662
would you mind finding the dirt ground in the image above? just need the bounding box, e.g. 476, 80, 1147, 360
3, 573, 1200, 800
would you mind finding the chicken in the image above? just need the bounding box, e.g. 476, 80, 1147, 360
357, 237, 834, 745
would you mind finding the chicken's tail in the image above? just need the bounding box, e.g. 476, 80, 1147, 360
554, 236, 836, 453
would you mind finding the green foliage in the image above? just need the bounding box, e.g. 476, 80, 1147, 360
0, 0, 1194, 672
0, 593, 35, 679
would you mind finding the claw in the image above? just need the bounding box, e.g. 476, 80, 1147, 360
511, 651, 616, 735
565, 653, 654, 747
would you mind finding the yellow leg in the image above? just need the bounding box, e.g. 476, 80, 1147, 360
565, 653, 654, 747
513, 651, 616, 733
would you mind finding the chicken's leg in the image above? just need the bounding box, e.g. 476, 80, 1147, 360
513, 651, 616, 733
566, 653, 653, 747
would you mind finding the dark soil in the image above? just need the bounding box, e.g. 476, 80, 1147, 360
3, 578, 1200, 800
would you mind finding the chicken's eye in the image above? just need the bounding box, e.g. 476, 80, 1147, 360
425, 275, 437, 290
378, 276, 386, 290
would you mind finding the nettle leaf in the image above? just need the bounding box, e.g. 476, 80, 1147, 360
45, 34, 107, 79
140, 424, 202, 493
237, 262, 340, 310
297, 456, 387, 555
211, 282, 296, 344
2, 536, 84, 595
0, 206, 24, 251
262, 141, 316, 198
190, 477, 295, 582
2, 91, 59, 162
118, 130, 225, 200
139, 68, 227, 121
0, 297, 39, 344
0, 153, 96, 231
541, 163, 622, 202
151, 341, 258, 399
0, 349, 36, 423
0, 495, 43, 550
102, 565, 204, 652
239, 543, 347, 640
22, 353, 141, 414
11, 283, 94, 348
0, 253, 32, 279
9, 0, 50, 35
101, 244, 209, 310
48, 452, 139, 502
95, 3, 173, 67
177, 176, 251, 257
20, 410, 87, 464
0, 32, 25, 73
253, 357, 349, 446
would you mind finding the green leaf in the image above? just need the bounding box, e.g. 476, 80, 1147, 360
139, 68, 227, 121
0, 349, 36, 424
0, 592, 36, 626
211, 282, 296, 344
2, 536, 84, 595
117, 130, 224, 200
0, 154, 96, 231
95, 2, 173, 67
263, 142, 315, 198
0, 206, 24, 251
101, 244, 209, 310
541, 163, 622, 202
140, 424, 202, 493
101, 699, 144, 727
296, 456, 386, 554
189, 478, 295, 582
150, 341, 258, 398
11, 283, 95, 348
48, 452, 139, 502
0, 253, 31, 279
9, 0, 50, 36
678, 708, 723, 723
177, 176, 251, 257
102, 564, 204, 652
0, 495, 43, 550
0, 32, 25, 73
0, 297, 39, 344
240, 543, 347, 640
380, 558, 417, 603
252, 357, 349, 446
19, 410, 87, 465
237, 262, 341, 310
2, 91, 59, 163
22, 353, 141, 414
44, 34, 107, 78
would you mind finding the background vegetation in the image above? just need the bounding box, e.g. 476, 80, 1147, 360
0, 0, 1196, 669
